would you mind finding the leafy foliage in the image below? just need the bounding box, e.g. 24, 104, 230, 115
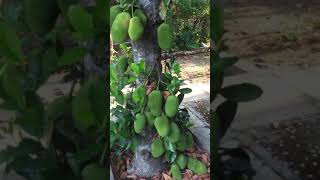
0, 1, 108, 179
169, 0, 210, 50
211, 2, 262, 180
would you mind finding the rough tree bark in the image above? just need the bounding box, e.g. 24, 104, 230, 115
127, 0, 168, 178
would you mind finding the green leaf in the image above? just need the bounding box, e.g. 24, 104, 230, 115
130, 63, 140, 74
93, 0, 108, 29
177, 93, 184, 105
179, 88, 192, 94
172, 63, 181, 75
88, 76, 107, 123
211, 2, 224, 43
215, 56, 239, 71
211, 51, 224, 101
58, 48, 87, 66
221, 83, 263, 102
47, 96, 69, 121
68, 5, 94, 39
1, 64, 26, 109
41, 48, 58, 80
73, 144, 103, 163
0, 139, 43, 165
215, 101, 238, 140
16, 92, 46, 138
166, 151, 177, 163
164, 138, 176, 152
0, 20, 23, 63
139, 60, 145, 72
132, 86, 146, 104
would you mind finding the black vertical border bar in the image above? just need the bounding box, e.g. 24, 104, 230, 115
105, 0, 111, 177
210, 0, 221, 179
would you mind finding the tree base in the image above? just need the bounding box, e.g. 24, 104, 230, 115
127, 128, 167, 178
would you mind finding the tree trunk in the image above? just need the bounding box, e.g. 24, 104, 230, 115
127, 0, 167, 178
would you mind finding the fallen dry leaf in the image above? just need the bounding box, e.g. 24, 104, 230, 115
162, 173, 172, 180
162, 91, 170, 100
120, 171, 127, 179
127, 174, 138, 179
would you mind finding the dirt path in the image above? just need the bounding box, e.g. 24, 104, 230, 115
176, 52, 210, 83
224, 0, 320, 68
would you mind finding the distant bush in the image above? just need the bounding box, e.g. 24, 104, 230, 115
171, 0, 210, 50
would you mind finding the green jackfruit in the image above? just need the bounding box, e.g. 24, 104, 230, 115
187, 157, 197, 171
167, 122, 181, 143
187, 158, 207, 175
147, 90, 163, 116
165, 95, 179, 117
176, 154, 187, 169
185, 132, 194, 149
134, 113, 146, 133
24, 0, 59, 35
151, 138, 164, 158
128, 17, 144, 41
176, 135, 187, 151
157, 23, 174, 50
118, 56, 128, 74
110, 5, 122, 26
145, 111, 155, 127
81, 163, 108, 180
133, 9, 147, 26
72, 83, 96, 132
194, 161, 207, 175
111, 12, 131, 43
171, 164, 182, 180
154, 115, 170, 137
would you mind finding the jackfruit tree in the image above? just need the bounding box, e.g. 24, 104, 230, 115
110, 0, 208, 178
0, 0, 109, 179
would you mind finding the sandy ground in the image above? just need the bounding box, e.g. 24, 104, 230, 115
176, 52, 210, 83
223, 0, 320, 68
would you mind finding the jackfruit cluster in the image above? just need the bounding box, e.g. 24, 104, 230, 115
110, 6, 147, 43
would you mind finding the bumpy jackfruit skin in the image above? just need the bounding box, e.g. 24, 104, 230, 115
145, 111, 155, 127
117, 56, 128, 74
128, 17, 144, 41
165, 95, 179, 117
151, 138, 165, 158
185, 132, 194, 149
176, 154, 188, 169
72, 83, 96, 132
147, 90, 163, 116
133, 9, 147, 26
24, 0, 59, 35
82, 163, 108, 180
171, 164, 182, 180
167, 122, 181, 143
111, 12, 131, 43
134, 113, 146, 133
157, 23, 174, 50
176, 135, 187, 151
187, 157, 197, 171
154, 115, 170, 137
110, 5, 122, 26
194, 161, 208, 175
187, 158, 207, 175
